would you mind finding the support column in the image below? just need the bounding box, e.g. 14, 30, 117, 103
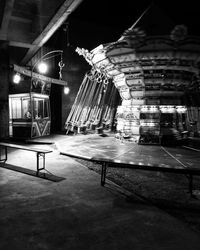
0, 41, 9, 139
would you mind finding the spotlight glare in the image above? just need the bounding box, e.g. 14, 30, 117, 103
64, 86, 70, 95
13, 73, 21, 84
38, 62, 48, 74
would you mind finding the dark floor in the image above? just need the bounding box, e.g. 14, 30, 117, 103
1, 133, 200, 250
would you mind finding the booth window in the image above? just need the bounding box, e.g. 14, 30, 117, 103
33, 97, 49, 119
11, 97, 31, 119
22, 98, 31, 118
11, 98, 22, 119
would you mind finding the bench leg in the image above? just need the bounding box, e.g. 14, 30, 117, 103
101, 162, 107, 186
0, 146, 7, 164
36, 152, 46, 175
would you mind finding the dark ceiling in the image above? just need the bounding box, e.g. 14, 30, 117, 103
70, 0, 200, 33
0, 0, 200, 66
0, 0, 83, 65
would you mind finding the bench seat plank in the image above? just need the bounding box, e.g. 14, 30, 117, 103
0, 142, 52, 153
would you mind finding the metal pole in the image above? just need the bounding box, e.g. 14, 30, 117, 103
31, 50, 63, 82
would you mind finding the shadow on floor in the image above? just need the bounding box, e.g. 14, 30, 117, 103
0, 163, 65, 182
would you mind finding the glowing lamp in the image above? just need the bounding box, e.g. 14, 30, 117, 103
13, 73, 21, 84
38, 62, 48, 74
64, 86, 70, 95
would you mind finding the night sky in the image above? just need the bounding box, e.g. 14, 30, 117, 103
70, 0, 200, 36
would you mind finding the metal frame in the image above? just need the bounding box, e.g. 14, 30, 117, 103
100, 161, 200, 197
36, 152, 46, 174
59, 151, 200, 197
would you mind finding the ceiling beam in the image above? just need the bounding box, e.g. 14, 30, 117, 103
9, 41, 34, 48
20, 0, 84, 65
0, 0, 15, 40
14, 64, 68, 86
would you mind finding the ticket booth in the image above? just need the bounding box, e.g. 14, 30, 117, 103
9, 64, 68, 139
9, 93, 51, 139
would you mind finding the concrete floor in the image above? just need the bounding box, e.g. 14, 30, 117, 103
1, 133, 200, 250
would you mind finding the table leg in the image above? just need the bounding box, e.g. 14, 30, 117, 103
101, 162, 107, 186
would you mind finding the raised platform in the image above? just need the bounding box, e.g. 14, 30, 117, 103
56, 133, 200, 195
56, 133, 200, 170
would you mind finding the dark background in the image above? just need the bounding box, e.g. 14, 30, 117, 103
7, 0, 200, 133
48, 0, 200, 132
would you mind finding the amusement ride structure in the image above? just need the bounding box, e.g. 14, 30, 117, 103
66, 7, 200, 144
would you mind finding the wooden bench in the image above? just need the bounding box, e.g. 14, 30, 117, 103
60, 151, 200, 196
0, 142, 52, 174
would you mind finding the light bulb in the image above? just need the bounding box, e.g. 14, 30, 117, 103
64, 86, 70, 94
13, 73, 21, 84
38, 62, 48, 74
